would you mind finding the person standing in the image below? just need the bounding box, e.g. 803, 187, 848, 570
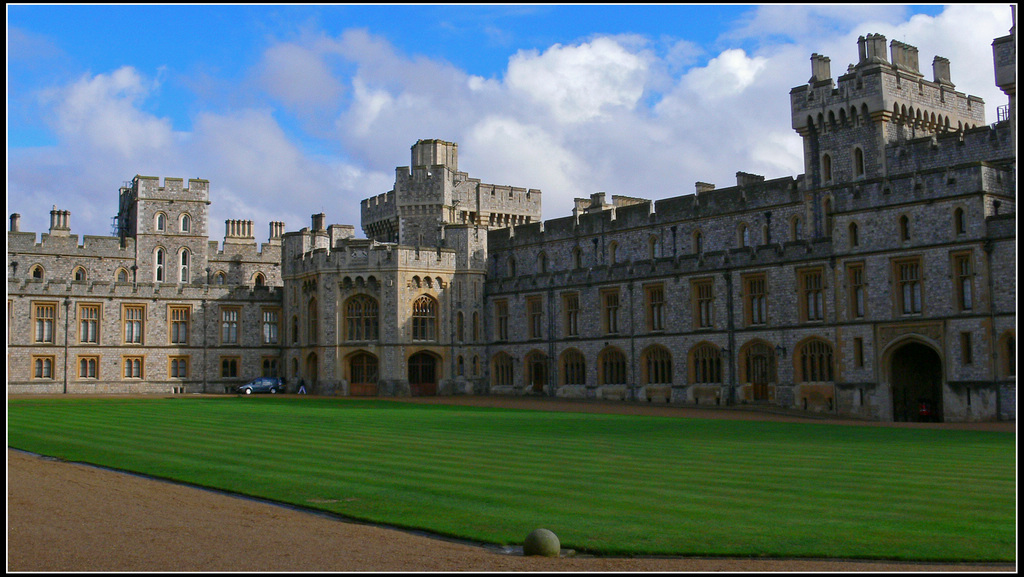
297, 378, 307, 395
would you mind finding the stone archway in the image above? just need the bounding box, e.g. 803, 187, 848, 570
890, 342, 943, 422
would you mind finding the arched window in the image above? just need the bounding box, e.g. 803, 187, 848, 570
116, 268, 129, 283
156, 213, 166, 231
345, 295, 379, 341
73, 267, 87, 282
538, 252, 548, 274
291, 316, 299, 344
214, 271, 226, 285
456, 311, 465, 342
822, 198, 834, 236
572, 247, 583, 269
154, 248, 165, 282
472, 312, 480, 341
599, 348, 627, 385
953, 208, 966, 235
854, 147, 865, 177
899, 215, 910, 241
791, 217, 803, 241
822, 154, 833, 182
690, 343, 722, 384
693, 230, 703, 254
507, 256, 517, 278
561, 349, 586, 386
849, 222, 860, 247
254, 272, 266, 287
179, 248, 190, 283
412, 296, 438, 341
797, 339, 834, 382
642, 346, 673, 385
648, 236, 659, 259
492, 352, 514, 387
738, 224, 750, 248
608, 241, 618, 265
307, 298, 318, 344
180, 214, 191, 233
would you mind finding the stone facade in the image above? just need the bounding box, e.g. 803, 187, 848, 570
7, 24, 1016, 422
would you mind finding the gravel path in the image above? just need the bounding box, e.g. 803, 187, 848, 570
6, 394, 1016, 572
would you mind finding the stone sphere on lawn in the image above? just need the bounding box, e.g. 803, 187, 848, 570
523, 528, 560, 557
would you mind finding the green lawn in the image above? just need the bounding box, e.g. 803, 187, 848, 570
6, 396, 1016, 561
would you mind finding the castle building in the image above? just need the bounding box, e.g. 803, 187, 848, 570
7, 24, 1016, 422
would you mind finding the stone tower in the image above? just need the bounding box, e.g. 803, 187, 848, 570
790, 34, 987, 190
115, 176, 211, 284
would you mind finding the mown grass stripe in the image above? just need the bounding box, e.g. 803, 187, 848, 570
7, 398, 1014, 560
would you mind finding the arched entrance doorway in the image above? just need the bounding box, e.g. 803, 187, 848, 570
408, 351, 439, 396
348, 352, 379, 396
890, 342, 942, 422
525, 351, 548, 393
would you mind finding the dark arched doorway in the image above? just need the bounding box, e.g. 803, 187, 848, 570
348, 352, 379, 397
408, 351, 439, 396
890, 342, 943, 422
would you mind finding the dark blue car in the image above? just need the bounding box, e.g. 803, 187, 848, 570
236, 377, 284, 395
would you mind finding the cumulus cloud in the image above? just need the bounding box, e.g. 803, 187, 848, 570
257, 42, 345, 114
505, 37, 650, 123
42, 67, 178, 160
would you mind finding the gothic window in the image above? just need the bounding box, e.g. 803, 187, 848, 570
645, 284, 665, 331
894, 257, 922, 315
608, 241, 618, 265
849, 222, 860, 247
847, 263, 866, 318
221, 307, 240, 345
742, 273, 768, 326
952, 253, 973, 312
791, 217, 803, 241
124, 305, 144, 344
345, 295, 379, 341
79, 304, 100, 344
180, 213, 192, 233
124, 356, 144, 379
854, 147, 865, 177
738, 223, 750, 248
349, 352, 378, 385
602, 289, 620, 335
74, 267, 87, 282
456, 311, 465, 342
598, 348, 627, 385
822, 154, 833, 182
507, 256, 517, 278
412, 295, 438, 341
156, 213, 166, 231
693, 230, 703, 254
563, 293, 580, 337
79, 356, 99, 379
797, 339, 834, 382
689, 343, 722, 384
527, 296, 543, 339
642, 345, 673, 385
495, 300, 509, 341
492, 353, 514, 387
561, 349, 586, 386
154, 248, 165, 282
798, 268, 825, 322
179, 248, 190, 283
692, 278, 714, 329
33, 356, 55, 379
214, 272, 226, 285
648, 235, 659, 259
33, 302, 56, 343
170, 305, 190, 344
572, 247, 583, 269
116, 268, 129, 283
538, 252, 548, 274
254, 272, 266, 287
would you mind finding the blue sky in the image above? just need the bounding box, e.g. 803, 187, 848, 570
7, 4, 1012, 239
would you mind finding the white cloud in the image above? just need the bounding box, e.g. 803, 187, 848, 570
504, 37, 650, 123
257, 42, 345, 113
43, 66, 178, 160
680, 48, 768, 101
